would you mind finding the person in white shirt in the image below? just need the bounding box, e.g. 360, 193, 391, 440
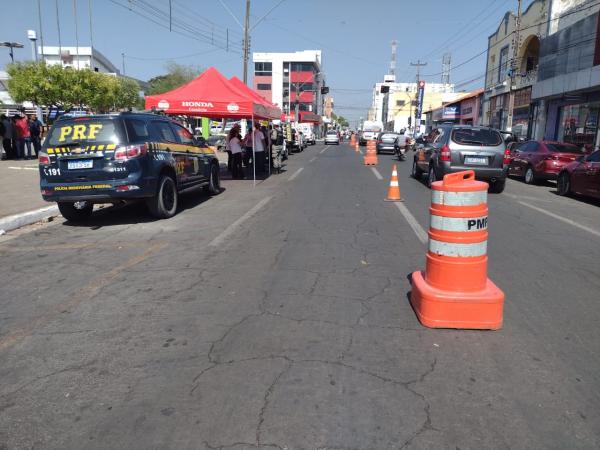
252, 123, 266, 174
227, 125, 244, 179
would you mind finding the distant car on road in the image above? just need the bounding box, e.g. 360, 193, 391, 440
39, 112, 221, 221
411, 125, 508, 193
375, 132, 399, 154
557, 149, 600, 199
508, 140, 586, 184
325, 130, 340, 145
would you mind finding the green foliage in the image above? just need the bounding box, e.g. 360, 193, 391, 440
6, 61, 140, 111
146, 62, 203, 95
330, 112, 348, 128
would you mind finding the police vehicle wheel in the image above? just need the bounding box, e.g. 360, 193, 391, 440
147, 175, 178, 219
57, 201, 93, 222
489, 179, 505, 193
206, 163, 221, 195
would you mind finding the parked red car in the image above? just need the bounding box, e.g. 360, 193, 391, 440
508, 141, 586, 184
557, 150, 600, 199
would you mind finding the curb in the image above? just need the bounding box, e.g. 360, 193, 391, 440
0, 205, 59, 234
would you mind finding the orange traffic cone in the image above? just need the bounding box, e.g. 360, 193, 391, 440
384, 165, 402, 201
355, 141, 359, 152
410, 171, 504, 330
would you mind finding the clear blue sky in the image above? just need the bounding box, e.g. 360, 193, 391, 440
1, 0, 525, 125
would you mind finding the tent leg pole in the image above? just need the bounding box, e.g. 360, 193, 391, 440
252, 115, 256, 188
268, 120, 271, 177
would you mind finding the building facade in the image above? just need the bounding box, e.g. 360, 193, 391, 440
371, 75, 455, 133
252, 50, 324, 123
425, 89, 484, 129
532, 0, 600, 149
39, 46, 120, 74
483, 0, 548, 138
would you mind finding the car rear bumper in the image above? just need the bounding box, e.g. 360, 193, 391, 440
325, 140, 339, 144
376, 144, 396, 152
41, 173, 157, 203
442, 164, 507, 181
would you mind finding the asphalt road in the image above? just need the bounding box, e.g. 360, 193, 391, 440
1, 142, 599, 449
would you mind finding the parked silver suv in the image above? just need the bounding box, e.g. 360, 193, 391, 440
411, 125, 509, 193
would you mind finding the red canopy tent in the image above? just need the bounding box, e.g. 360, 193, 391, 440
228, 76, 281, 120
145, 67, 280, 185
145, 67, 279, 119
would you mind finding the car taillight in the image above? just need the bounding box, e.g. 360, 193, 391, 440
440, 145, 451, 161
39, 153, 50, 166
114, 144, 147, 160
503, 148, 511, 165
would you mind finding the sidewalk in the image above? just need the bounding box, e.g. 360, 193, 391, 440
0, 160, 48, 216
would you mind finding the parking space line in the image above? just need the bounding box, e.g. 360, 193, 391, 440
7, 166, 38, 171
288, 167, 304, 181
518, 201, 600, 238
309, 157, 316, 163
209, 196, 273, 247
394, 202, 428, 244
319, 146, 330, 154
358, 149, 363, 155
371, 167, 383, 180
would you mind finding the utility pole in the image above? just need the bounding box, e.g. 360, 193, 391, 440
505, 0, 522, 131
89, 0, 95, 70
410, 60, 427, 134
37, 0, 44, 59
242, 0, 250, 83
121, 52, 125, 76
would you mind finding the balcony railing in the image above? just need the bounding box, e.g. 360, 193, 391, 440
514, 68, 538, 89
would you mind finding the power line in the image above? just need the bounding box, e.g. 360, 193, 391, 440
124, 48, 221, 61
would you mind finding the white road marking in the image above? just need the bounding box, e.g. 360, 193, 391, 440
7, 166, 38, 171
394, 202, 428, 244
209, 196, 273, 247
319, 146, 330, 154
288, 167, 304, 181
518, 201, 600, 239
358, 149, 363, 155
309, 157, 316, 163
370, 167, 383, 180
504, 193, 552, 203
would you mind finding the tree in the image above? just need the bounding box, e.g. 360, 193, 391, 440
6, 61, 140, 112
146, 62, 203, 95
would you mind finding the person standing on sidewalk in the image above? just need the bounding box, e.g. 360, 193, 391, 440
28, 114, 43, 157
1, 114, 15, 160
14, 114, 33, 160
228, 125, 244, 179
252, 123, 266, 175
270, 123, 284, 174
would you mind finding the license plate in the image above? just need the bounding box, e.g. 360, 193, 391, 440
465, 156, 487, 165
67, 160, 93, 170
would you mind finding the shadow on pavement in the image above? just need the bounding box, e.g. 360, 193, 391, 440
61, 187, 225, 228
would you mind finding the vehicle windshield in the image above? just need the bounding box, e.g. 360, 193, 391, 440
327, 131, 337, 135
381, 133, 398, 140
545, 143, 584, 153
46, 118, 124, 146
451, 128, 502, 146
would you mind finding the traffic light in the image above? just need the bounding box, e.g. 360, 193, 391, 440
321, 86, 329, 95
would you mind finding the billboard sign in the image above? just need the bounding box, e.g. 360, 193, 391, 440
415, 80, 426, 130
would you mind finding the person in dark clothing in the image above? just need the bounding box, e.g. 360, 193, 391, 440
227, 125, 244, 179
1, 114, 15, 160
28, 114, 44, 157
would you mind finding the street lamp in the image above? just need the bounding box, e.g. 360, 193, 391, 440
0, 41, 24, 63
27, 30, 37, 61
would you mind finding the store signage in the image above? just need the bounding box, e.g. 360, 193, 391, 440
443, 104, 461, 119
227, 103, 240, 112
415, 80, 426, 129
181, 101, 214, 108
157, 100, 170, 110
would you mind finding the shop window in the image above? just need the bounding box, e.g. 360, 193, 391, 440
558, 104, 599, 148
